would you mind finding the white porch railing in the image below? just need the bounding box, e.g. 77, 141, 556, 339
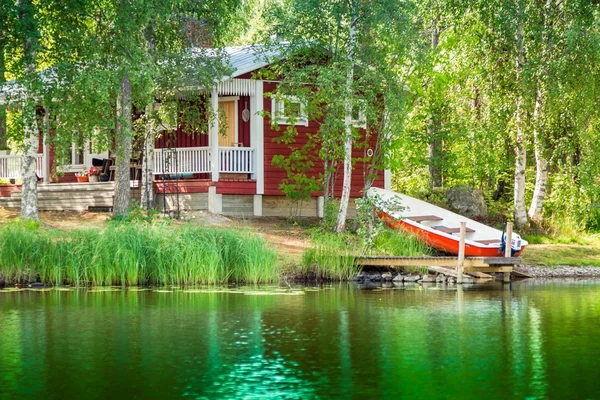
153, 147, 212, 175
152, 147, 255, 176
0, 154, 43, 179
219, 147, 255, 174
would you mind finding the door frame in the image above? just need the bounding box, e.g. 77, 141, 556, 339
217, 96, 239, 147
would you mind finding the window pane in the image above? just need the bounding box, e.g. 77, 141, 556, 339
284, 102, 301, 119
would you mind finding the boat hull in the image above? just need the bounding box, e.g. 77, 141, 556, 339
379, 211, 525, 257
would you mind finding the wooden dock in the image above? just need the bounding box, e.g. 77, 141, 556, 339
355, 256, 521, 274
355, 222, 521, 283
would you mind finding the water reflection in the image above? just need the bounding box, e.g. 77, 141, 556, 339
0, 281, 599, 399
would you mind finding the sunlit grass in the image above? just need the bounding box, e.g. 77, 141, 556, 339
0, 220, 279, 286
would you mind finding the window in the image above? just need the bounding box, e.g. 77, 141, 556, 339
351, 101, 367, 129
271, 95, 309, 127
70, 144, 85, 169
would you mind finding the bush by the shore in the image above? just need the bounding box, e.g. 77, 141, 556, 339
0, 220, 278, 286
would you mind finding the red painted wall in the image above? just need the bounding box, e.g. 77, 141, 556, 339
262, 81, 384, 198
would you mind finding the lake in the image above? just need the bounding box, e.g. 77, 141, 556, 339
1, 280, 599, 399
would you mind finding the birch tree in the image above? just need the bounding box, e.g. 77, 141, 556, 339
264, 0, 415, 231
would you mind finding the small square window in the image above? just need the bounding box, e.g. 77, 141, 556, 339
272, 95, 309, 127
351, 102, 367, 129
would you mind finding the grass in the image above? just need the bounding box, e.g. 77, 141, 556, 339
521, 244, 600, 267
0, 220, 278, 286
301, 228, 433, 280
369, 229, 433, 257
302, 232, 360, 280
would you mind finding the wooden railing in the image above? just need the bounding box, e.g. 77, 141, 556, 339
153, 147, 211, 175
0, 154, 43, 179
153, 147, 255, 176
219, 147, 255, 174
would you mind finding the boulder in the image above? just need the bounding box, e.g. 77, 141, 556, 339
368, 273, 382, 282
393, 274, 405, 282
421, 274, 436, 283
404, 275, 420, 282
381, 272, 393, 281
445, 185, 487, 218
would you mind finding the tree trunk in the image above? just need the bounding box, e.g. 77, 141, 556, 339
141, 107, 154, 210
20, 102, 39, 220
113, 71, 132, 216
0, 39, 6, 149
428, 19, 443, 190
527, 88, 548, 221
19, 0, 39, 220
334, 0, 357, 233
527, 0, 552, 222
513, 18, 528, 228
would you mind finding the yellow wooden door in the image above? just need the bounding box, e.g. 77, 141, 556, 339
218, 101, 237, 147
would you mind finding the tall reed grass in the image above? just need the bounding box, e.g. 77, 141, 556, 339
0, 221, 278, 286
302, 233, 360, 280
369, 228, 431, 257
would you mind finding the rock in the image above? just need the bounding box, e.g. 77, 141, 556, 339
404, 275, 420, 282
421, 274, 436, 283
436, 274, 446, 282
381, 272, 393, 281
368, 273, 382, 282
447, 277, 455, 284
355, 271, 369, 281
445, 184, 487, 218
393, 274, 405, 282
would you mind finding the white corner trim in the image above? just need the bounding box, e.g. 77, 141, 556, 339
255, 81, 265, 195
210, 88, 220, 182
384, 169, 392, 190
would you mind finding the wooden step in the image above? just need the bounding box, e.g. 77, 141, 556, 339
406, 215, 443, 222
434, 225, 476, 234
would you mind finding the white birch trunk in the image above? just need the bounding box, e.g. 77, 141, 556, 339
20, 102, 39, 220
513, 17, 528, 228
527, 0, 552, 221
19, 0, 39, 220
141, 111, 155, 210
334, 1, 357, 233
113, 72, 133, 216
528, 88, 548, 221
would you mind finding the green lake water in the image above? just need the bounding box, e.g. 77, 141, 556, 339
1, 280, 599, 399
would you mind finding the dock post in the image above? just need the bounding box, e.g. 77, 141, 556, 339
457, 222, 466, 284
503, 222, 513, 283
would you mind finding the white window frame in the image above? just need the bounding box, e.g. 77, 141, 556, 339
67, 139, 109, 172
271, 95, 309, 127
351, 101, 367, 129
68, 143, 86, 172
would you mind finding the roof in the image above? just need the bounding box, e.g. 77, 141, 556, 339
216, 44, 281, 80
0, 44, 282, 104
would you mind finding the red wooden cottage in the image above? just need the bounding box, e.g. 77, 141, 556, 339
0, 45, 391, 216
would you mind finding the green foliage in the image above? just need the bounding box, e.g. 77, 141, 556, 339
354, 193, 405, 248
0, 221, 278, 286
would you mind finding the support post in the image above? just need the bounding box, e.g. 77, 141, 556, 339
253, 194, 262, 217
210, 88, 219, 182
503, 222, 513, 283
254, 80, 264, 195
457, 221, 466, 284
